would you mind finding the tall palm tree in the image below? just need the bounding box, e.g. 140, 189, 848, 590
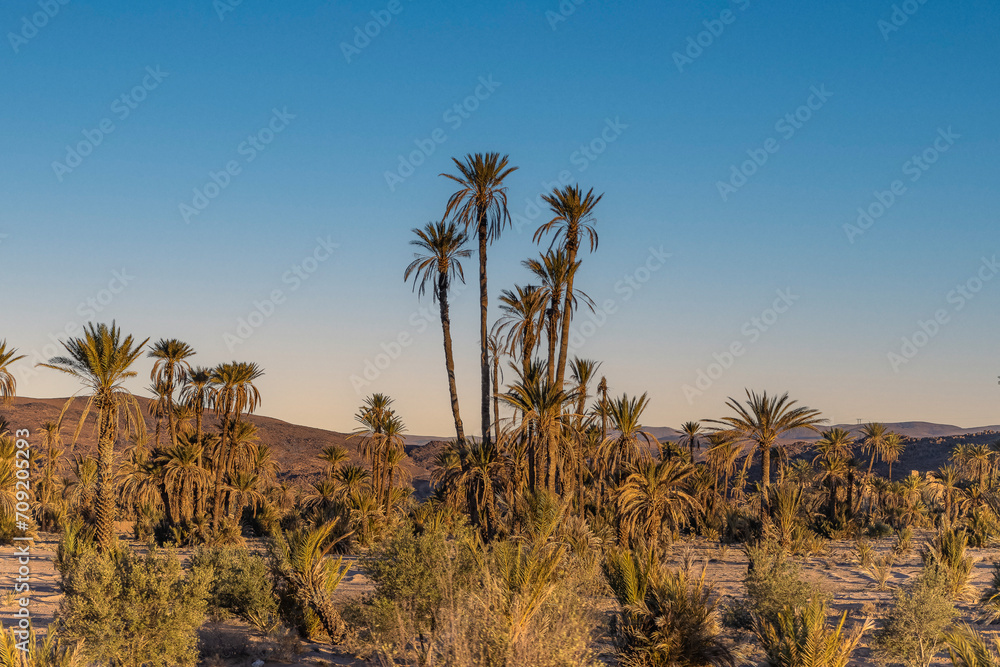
0, 341, 26, 404
147, 339, 195, 448
494, 284, 547, 379
708, 389, 825, 491
860, 422, 887, 476
206, 361, 264, 530
535, 185, 602, 389
404, 220, 472, 445
523, 250, 590, 385
442, 152, 518, 446
596, 376, 610, 441
180, 366, 213, 446
39, 322, 148, 549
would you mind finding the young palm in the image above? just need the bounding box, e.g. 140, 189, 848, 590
0, 341, 26, 404
569, 357, 601, 430
442, 152, 518, 447
494, 284, 546, 377
39, 322, 148, 548
708, 389, 825, 491
206, 361, 264, 530
535, 185, 602, 389
147, 339, 195, 447
404, 220, 471, 445
319, 444, 349, 479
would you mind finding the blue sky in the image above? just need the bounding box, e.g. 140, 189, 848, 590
1, 0, 998, 435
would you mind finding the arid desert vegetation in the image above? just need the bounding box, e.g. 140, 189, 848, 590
2, 154, 1000, 666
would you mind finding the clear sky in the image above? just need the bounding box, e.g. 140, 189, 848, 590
1, 0, 998, 435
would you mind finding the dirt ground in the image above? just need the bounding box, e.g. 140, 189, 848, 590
2, 531, 1000, 666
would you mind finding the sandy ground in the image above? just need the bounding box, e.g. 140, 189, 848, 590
2, 531, 999, 666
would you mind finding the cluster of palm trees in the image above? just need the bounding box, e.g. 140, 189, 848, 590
0, 325, 277, 549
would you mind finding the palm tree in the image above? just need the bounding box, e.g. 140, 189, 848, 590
37, 420, 64, 531
883, 432, 905, 481
494, 285, 546, 377
860, 422, 887, 476
39, 322, 148, 549
404, 220, 471, 445
708, 389, 825, 491
319, 445, 349, 479
569, 358, 601, 430
206, 361, 264, 530
157, 440, 210, 523
523, 250, 592, 385
680, 421, 705, 460
442, 152, 518, 446
598, 393, 658, 483
706, 431, 740, 500
618, 458, 699, 550
596, 376, 609, 441
0, 341, 26, 404
147, 339, 195, 447
535, 185, 602, 389
180, 366, 212, 445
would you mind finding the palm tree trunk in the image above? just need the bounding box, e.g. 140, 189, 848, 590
761, 444, 771, 489
95, 405, 116, 550
438, 275, 466, 445
555, 245, 577, 390
166, 369, 177, 447
477, 209, 491, 447
212, 414, 230, 530
492, 353, 500, 445
546, 304, 558, 385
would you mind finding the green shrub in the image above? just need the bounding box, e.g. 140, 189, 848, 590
190, 545, 278, 630
755, 597, 872, 667
920, 528, 974, 600
57, 545, 211, 667
725, 539, 816, 630
872, 570, 957, 667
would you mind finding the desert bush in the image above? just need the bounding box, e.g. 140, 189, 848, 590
725, 539, 816, 630
190, 545, 278, 630
356, 518, 477, 644
57, 545, 211, 667
872, 570, 957, 667
945, 623, 1000, 667
754, 596, 872, 667
603, 547, 739, 667
966, 507, 999, 548
866, 521, 893, 539
920, 528, 974, 599
350, 522, 602, 667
